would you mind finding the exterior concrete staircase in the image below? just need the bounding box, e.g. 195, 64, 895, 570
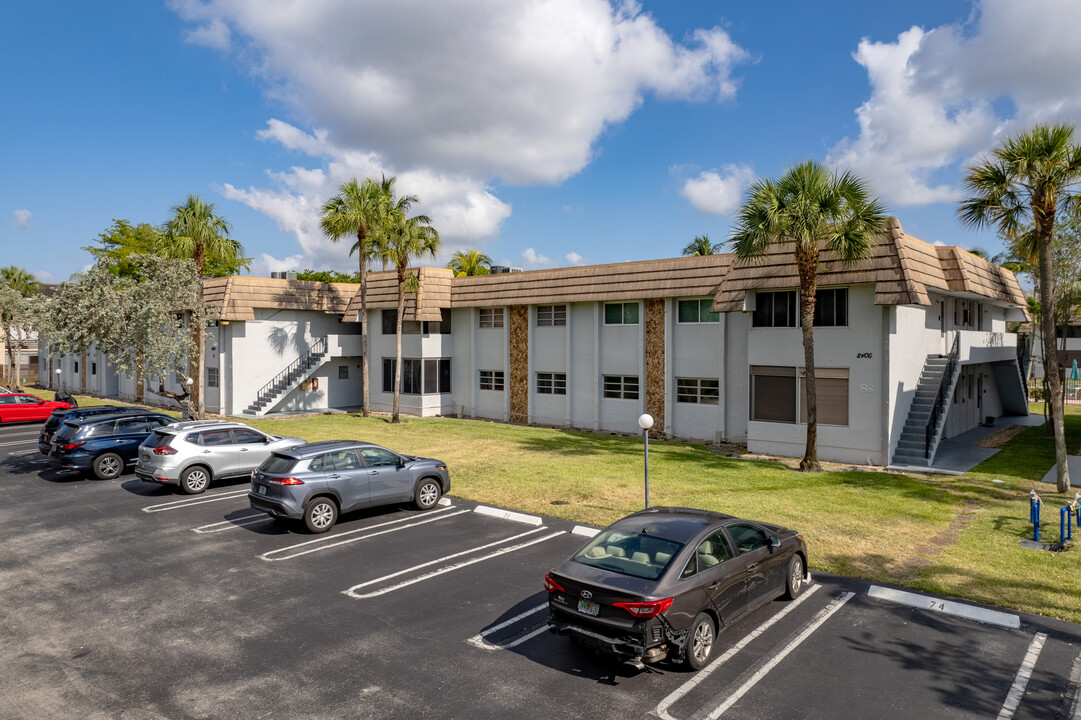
891, 337, 961, 468
243, 336, 328, 416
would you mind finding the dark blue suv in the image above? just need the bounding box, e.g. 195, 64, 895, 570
47, 412, 176, 479
38, 405, 145, 455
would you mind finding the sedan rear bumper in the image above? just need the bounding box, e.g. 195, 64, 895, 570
548, 611, 656, 660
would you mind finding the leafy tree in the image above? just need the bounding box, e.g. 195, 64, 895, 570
730, 161, 887, 471
295, 269, 363, 283
0, 269, 38, 389
375, 185, 440, 423
161, 195, 245, 418
682, 234, 722, 257
446, 250, 492, 276
966, 247, 990, 260
958, 123, 1081, 493
84, 219, 250, 278
320, 177, 385, 418
40, 256, 214, 403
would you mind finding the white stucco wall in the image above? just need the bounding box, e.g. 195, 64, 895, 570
885, 302, 944, 461
669, 302, 725, 441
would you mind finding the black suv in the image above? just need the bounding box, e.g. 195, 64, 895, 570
47, 412, 176, 479
39, 405, 145, 455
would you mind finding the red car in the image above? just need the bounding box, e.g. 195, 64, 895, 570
0, 394, 73, 424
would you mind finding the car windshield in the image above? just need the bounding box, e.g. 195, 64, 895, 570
571, 530, 684, 581
259, 454, 297, 474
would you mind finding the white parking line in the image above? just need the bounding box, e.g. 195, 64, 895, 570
141, 489, 251, 513
868, 585, 1021, 629
655, 585, 822, 720
473, 505, 543, 526
467, 603, 549, 651
0, 438, 38, 447
259, 508, 468, 561
996, 633, 1048, 720
703, 591, 854, 719
192, 513, 275, 534
343, 528, 564, 599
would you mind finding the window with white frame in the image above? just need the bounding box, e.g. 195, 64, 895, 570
676, 378, 719, 404
677, 299, 720, 324
536, 305, 567, 326
479, 308, 504, 328
603, 375, 639, 400
479, 370, 504, 391
604, 302, 639, 325
536, 372, 567, 395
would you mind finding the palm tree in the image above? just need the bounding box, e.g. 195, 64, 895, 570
958, 123, 1081, 493
160, 195, 244, 419
731, 160, 887, 471
682, 234, 721, 257
966, 247, 990, 260
377, 194, 440, 423
446, 250, 492, 276
320, 177, 385, 417
0, 266, 38, 389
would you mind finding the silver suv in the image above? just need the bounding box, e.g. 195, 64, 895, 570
136, 420, 305, 495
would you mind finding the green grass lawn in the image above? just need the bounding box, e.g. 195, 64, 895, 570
26, 389, 1081, 622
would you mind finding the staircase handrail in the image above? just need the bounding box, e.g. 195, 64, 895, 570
925, 334, 961, 458
253, 335, 328, 403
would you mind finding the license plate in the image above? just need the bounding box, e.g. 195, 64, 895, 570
577, 599, 600, 616
257, 485, 267, 495
140, 451, 148, 460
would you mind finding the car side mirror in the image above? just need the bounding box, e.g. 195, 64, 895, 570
769, 536, 781, 550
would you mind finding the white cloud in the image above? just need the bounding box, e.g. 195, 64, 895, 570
828, 0, 1081, 206
566, 252, 585, 265
168, 0, 232, 50
12, 209, 31, 228
521, 248, 552, 268
679, 165, 755, 215
32, 270, 55, 284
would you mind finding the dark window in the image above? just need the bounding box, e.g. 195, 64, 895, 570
383, 358, 449, 394
196, 429, 234, 446
91, 363, 97, 375
260, 454, 296, 474
605, 302, 639, 325
479, 308, 504, 328
752, 291, 797, 328
602, 375, 639, 400
676, 378, 720, 404
116, 418, 150, 433
421, 308, 452, 335
403, 359, 422, 394
696, 530, 735, 571
536, 372, 567, 395
537, 305, 567, 327
74, 361, 79, 373
360, 447, 399, 467
145, 432, 172, 450
424, 359, 439, 394
750, 366, 797, 422
813, 288, 848, 327
727, 524, 769, 554
479, 370, 504, 391
339, 365, 349, 380
232, 429, 265, 444
206, 367, 219, 388
382, 309, 421, 335
677, 299, 720, 324
799, 368, 849, 426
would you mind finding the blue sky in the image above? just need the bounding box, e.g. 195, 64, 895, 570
4, 0, 1081, 284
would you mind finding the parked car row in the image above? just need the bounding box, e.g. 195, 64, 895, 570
35, 407, 452, 536
0, 392, 73, 424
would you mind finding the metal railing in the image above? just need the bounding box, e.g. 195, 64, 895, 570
252, 335, 328, 405
925, 334, 960, 458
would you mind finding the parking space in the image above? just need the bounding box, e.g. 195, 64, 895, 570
3, 418, 1081, 719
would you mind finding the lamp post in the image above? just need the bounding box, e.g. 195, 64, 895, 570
638, 413, 654, 508
184, 377, 194, 420
55, 367, 62, 393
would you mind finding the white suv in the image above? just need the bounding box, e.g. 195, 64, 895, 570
135, 420, 305, 494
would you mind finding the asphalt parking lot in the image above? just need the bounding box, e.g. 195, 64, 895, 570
3, 420, 1081, 720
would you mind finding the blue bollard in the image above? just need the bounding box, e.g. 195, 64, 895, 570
1031, 491, 1041, 542
1062, 506, 1072, 543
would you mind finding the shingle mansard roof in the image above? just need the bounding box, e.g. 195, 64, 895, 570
204, 218, 1025, 322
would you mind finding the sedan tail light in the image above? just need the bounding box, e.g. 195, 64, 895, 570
61, 442, 85, 451
268, 477, 304, 485
613, 597, 673, 619
152, 446, 177, 455
543, 573, 564, 593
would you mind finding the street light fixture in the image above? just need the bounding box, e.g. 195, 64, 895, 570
638, 413, 654, 508
54, 367, 62, 392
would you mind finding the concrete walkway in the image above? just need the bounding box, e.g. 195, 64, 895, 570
927, 413, 1045, 474
1040, 455, 1081, 488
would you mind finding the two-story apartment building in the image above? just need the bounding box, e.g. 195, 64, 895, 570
42, 218, 1028, 468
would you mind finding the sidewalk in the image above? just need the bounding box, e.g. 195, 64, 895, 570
929, 414, 1044, 474
1040, 455, 1081, 489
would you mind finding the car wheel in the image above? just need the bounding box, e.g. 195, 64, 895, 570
180, 466, 211, 495
685, 613, 716, 670
783, 554, 805, 600
304, 497, 338, 534
92, 453, 124, 480
414, 479, 442, 510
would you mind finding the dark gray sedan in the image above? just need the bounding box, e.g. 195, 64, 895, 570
546, 507, 809, 670
248, 440, 450, 533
